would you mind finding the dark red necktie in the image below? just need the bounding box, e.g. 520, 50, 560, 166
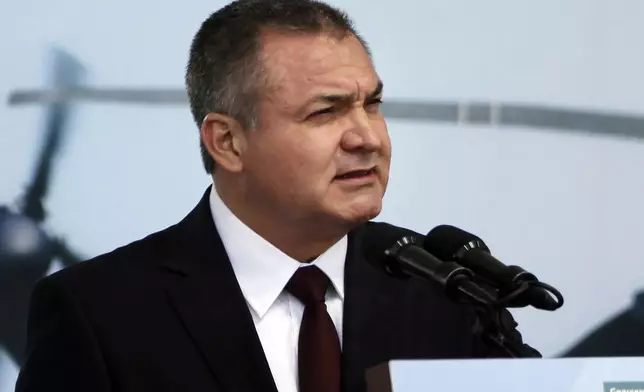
286, 266, 341, 392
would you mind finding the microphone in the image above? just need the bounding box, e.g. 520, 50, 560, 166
423, 225, 563, 311
362, 223, 497, 307
362, 223, 545, 358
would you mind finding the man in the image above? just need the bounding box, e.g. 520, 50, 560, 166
15, 1, 537, 391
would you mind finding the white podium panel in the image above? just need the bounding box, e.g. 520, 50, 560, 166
366, 357, 644, 392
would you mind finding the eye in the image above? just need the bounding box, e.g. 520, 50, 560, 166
307, 106, 336, 119
366, 98, 383, 111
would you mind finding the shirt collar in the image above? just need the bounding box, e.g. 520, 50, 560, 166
209, 185, 347, 320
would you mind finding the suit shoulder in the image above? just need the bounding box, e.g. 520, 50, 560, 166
43, 224, 179, 291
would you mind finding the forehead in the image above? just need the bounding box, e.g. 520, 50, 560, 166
259, 31, 379, 104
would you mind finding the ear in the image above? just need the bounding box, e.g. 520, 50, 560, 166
200, 113, 247, 172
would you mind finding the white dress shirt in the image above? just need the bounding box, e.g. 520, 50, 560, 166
209, 186, 347, 392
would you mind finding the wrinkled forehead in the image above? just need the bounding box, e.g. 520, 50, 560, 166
258, 31, 379, 107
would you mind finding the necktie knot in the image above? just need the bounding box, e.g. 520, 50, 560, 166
286, 266, 330, 306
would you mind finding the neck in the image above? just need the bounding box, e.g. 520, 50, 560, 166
213, 178, 349, 262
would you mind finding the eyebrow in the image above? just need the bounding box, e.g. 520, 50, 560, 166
367, 80, 384, 100
308, 80, 384, 106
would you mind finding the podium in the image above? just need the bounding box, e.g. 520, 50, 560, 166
366, 357, 644, 392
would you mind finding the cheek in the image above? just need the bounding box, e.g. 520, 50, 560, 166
292, 139, 339, 187
378, 120, 392, 145
382, 133, 392, 156
376, 122, 392, 178
374, 121, 392, 159
250, 133, 337, 191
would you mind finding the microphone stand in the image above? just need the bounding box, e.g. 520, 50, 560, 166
384, 237, 541, 358
450, 277, 542, 358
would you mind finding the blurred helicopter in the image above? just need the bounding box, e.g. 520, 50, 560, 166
0, 48, 84, 367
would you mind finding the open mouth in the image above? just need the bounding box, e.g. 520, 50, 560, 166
335, 167, 376, 180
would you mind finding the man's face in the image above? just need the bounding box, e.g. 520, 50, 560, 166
241, 31, 391, 227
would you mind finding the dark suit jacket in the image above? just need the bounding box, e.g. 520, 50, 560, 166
16, 188, 536, 392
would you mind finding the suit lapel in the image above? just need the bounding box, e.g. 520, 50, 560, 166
341, 224, 408, 392
161, 188, 278, 392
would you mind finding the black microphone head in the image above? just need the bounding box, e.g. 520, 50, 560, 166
361, 222, 422, 277
423, 225, 563, 311
423, 224, 490, 261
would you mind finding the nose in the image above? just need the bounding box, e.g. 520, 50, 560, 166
341, 111, 383, 152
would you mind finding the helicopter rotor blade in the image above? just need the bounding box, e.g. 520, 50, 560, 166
7, 87, 644, 141
379, 101, 644, 140
20, 48, 85, 223
8, 87, 188, 106
51, 237, 84, 267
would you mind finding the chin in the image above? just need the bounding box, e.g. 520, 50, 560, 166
341, 200, 383, 224
324, 189, 385, 225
